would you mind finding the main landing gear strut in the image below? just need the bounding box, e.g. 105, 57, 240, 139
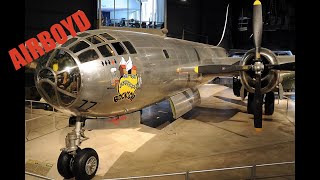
57, 116, 99, 180
247, 91, 275, 115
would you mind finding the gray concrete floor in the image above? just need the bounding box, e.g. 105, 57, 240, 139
25, 84, 295, 180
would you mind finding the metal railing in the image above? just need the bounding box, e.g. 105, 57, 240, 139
102, 161, 294, 180
25, 99, 68, 141
25, 99, 55, 114
25, 161, 294, 180
25, 172, 55, 180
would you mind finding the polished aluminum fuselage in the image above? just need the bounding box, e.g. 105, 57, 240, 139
37, 29, 237, 117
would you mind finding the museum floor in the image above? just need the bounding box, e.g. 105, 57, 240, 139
25, 84, 295, 180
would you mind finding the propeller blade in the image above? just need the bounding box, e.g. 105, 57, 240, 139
195, 65, 252, 74
251, 0, 265, 132
253, 0, 263, 60
253, 73, 263, 131
266, 62, 295, 71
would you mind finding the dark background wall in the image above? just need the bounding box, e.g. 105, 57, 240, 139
25, 0, 97, 39
166, 0, 202, 41
230, 0, 295, 53
25, 0, 295, 53
166, 0, 295, 54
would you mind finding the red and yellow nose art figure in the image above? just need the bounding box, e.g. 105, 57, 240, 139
114, 57, 139, 102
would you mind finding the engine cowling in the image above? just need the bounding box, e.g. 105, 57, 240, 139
240, 48, 280, 94
169, 88, 201, 119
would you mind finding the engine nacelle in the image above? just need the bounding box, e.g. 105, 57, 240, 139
169, 88, 201, 119
239, 48, 280, 94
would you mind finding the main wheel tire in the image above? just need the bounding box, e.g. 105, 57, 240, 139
57, 151, 74, 179
247, 93, 254, 114
73, 148, 99, 180
265, 92, 275, 115
233, 77, 241, 97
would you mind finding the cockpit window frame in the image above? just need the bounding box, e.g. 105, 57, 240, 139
86, 35, 105, 45
38, 80, 59, 106
57, 89, 77, 106
69, 41, 90, 53
97, 44, 116, 58
99, 33, 116, 40
123, 41, 137, 54
36, 47, 83, 108
77, 32, 91, 37
111, 42, 128, 56
46, 49, 76, 72
77, 49, 100, 63
61, 38, 78, 47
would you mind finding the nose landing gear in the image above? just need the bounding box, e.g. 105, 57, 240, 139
57, 116, 99, 180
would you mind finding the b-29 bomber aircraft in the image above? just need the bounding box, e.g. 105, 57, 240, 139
33, 1, 295, 179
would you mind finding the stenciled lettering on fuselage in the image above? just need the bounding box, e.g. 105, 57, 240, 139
113, 57, 141, 103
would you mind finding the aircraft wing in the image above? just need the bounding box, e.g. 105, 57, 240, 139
201, 57, 242, 65
277, 55, 295, 64
203, 55, 295, 65
178, 55, 295, 75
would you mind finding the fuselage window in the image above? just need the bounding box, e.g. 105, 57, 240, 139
163, 49, 169, 58
100, 33, 115, 40
86, 35, 105, 44
77, 32, 91, 37
62, 38, 78, 47
111, 42, 127, 55
98, 44, 115, 57
69, 41, 90, 53
78, 49, 99, 63
123, 41, 137, 54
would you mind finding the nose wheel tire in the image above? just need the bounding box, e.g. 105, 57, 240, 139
57, 151, 75, 179
73, 148, 99, 180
